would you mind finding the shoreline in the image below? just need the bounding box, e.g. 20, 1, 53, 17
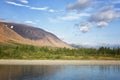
0, 60, 120, 65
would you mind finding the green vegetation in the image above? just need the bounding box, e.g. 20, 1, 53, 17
0, 43, 120, 60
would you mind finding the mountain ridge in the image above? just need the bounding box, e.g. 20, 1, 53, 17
0, 21, 72, 48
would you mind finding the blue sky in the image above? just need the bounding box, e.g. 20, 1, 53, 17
0, 0, 120, 46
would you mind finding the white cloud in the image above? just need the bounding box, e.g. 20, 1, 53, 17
88, 6, 120, 27
19, 0, 28, 4
97, 21, 108, 27
75, 23, 90, 33
30, 7, 48, 11
80, 25, 89, 33
66, 0, 91, 10
5, 1, 49, 11
60, 14, 80, 21
90, 10, 117, 23
61, 12, 90, 21
24, 20, 36, 24
97, 6, 120, 21
6, 1, 28, 7
49, 9, 55, 13
49, 12, 90, 22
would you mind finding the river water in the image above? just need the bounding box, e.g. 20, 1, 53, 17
0, 65, 120, 80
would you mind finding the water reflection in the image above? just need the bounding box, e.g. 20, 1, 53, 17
0, 65, 61, 80
0, 65, 120, 80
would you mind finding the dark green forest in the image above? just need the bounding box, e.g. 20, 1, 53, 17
0, 43, 120, 60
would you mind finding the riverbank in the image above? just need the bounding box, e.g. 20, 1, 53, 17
0, 60, 120, 65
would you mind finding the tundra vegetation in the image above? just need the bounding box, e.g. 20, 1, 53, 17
0, 43, 120, 60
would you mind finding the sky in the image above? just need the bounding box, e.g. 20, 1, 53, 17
0, 0, 120, 46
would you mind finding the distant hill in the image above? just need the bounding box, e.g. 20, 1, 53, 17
71, 44, 120, 49
0, 21, 72, 48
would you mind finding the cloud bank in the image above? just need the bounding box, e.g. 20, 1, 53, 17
66, 0, 91, 10
66, 0, 120, 33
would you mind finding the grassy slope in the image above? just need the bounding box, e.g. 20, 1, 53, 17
0, 43, 120, 60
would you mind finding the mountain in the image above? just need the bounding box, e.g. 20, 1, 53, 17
0, 21, 72, 48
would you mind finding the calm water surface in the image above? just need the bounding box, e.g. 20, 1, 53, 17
0, 65, 120, 80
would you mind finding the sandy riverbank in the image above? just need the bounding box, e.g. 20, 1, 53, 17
0, 60, 120, 65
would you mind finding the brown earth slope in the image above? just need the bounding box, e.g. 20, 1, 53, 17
0, 21, 72, 48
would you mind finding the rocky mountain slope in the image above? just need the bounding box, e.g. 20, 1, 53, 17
0, 21, 72, 48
